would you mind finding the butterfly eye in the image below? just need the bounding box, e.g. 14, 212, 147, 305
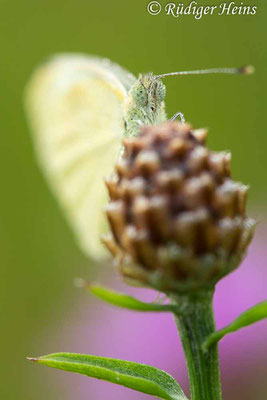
131, 84, 148, 106
156, 81, 166, 103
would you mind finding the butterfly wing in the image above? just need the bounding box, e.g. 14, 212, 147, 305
25, 54, 136, 260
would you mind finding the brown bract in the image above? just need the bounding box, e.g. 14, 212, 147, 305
102, 122, 255, 293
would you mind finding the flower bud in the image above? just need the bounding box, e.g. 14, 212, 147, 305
103, 122, 255, 292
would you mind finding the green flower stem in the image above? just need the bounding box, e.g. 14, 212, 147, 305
171, 290, 222, 400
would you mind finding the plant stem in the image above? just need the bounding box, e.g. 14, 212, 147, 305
171, 290, 222, 400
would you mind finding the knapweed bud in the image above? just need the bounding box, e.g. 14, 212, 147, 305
103, 122, 255, 292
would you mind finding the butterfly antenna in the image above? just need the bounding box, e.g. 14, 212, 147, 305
156, 65, 255, 79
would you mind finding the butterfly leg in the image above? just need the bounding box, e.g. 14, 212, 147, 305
169, 111, 185, 124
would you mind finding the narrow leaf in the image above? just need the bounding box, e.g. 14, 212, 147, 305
28, 353, 188, 400
204, 300, 267, 349
88, 283, 176, 312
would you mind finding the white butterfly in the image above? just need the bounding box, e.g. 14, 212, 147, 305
25, 54, 252, 260
25, 55, 138, 259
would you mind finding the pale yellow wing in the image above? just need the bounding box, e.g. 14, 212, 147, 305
25, 54, 136, 260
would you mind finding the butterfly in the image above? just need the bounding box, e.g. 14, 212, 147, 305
25, 54, 253, 260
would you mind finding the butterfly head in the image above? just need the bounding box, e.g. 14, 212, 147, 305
129, 73, 166, 115
125, 64, 254, 137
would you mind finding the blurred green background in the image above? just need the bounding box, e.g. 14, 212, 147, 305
0, 0, 266, 399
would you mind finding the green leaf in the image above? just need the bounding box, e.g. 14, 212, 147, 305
204, 300, 267, 349
88, 284, 177, 312
28, 353, 188, 400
